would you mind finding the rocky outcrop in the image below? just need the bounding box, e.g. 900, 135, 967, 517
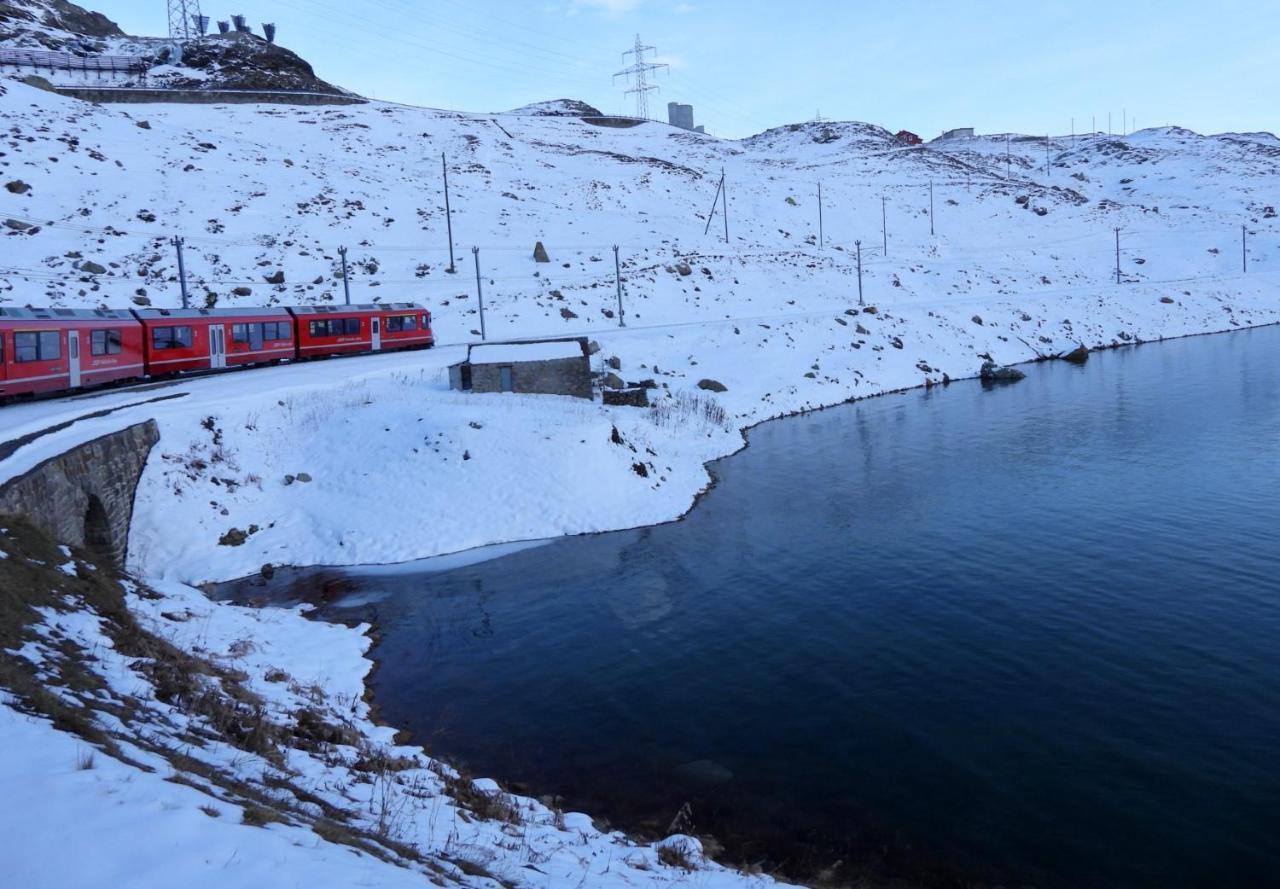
979, 361, 1026, 383
0, 421, 159, 564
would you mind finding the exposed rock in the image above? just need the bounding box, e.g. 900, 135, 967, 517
855, 323, 870, 335
980, 360, 1026, 383
294, 472, 312, 483
218, 528, 249, 547
603, 388, 649, 407
601, 372, 625, 389
79, 260, 106, 274
1060, 345, 1089, 364
260, 563, 275, 580
605, 355, 621, 370
862, 305, 878, 314
1160, 296, 1175, 304
264, 270, 285, 285
559, 306, 578, 320
135, 120, 151, 130
697, 378, 727, 393
971, 314, 984, 325
586, 340, 601, 355
4, 218, 32, 231
533, 241, 550, 262
4, 180, 31, 194
675, 262, 693, 276
232, 286, 252, 297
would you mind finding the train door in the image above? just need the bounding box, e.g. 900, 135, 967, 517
68, 330, 82, 388
0, 331, 8, 387
371, 317, 382, 351
210, 325, 227, 369
249, 323, 264, 352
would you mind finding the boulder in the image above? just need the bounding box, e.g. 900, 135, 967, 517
559, 306, 578, 320
601, 372, 625, 389
4, 219, 32, 232
264, 270, 285, 284
1159, 296, 1175, 304
79, 260, 107, 274
4, 180, 31, 194
232, 286, 252, 297
533, 241, 550, 262
675, 262, 693, 276
586, 339, 601, 354
605, 355, 621, 370
697, 378, 728, 393
1060, 345, 1089, 365
971, 315, 984, 325
979, 360, 1026, 383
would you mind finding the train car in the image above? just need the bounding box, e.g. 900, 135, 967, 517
288, 302, 434, 359
134, 307, 295, 376
0, 307, 145, 399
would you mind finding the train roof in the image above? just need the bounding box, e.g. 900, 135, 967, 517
0, 306, 135, 321
288, 302, 424, 314
132, 307, 291, 320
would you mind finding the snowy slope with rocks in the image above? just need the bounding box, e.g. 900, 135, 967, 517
2, 14, 1280, 885
0, 71, 1278, 582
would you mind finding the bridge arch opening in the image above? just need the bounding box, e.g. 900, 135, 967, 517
83, 495, 113, 563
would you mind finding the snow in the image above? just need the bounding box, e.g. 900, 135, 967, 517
469, 340, 585, 363
1, 21, 1279, 886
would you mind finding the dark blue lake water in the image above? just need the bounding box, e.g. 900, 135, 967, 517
232, 325, 1280, 887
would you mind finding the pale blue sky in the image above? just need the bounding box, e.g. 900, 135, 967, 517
96, 0, 1275, 139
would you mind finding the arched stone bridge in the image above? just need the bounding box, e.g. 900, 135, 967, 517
0, 421, 159, 565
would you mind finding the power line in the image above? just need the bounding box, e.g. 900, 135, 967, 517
614, 34, 668, 121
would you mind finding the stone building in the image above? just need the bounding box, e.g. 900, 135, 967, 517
448, 338, 593, 399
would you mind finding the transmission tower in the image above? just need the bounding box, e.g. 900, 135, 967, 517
167, 0, 204, 42
613, 34, 668, 120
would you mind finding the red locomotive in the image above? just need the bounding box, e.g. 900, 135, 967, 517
0, 302, 434, 401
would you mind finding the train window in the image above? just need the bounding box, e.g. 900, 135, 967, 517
232, 324, 248, 343
386, 315, 417, 332
90, 329, 122, 356
263, 321, 287, 340
153, 326, 193, 350
308, 320, 329, 337
344, 317, 361, 335
0, 333, 5, 364
14, 330, 61, 362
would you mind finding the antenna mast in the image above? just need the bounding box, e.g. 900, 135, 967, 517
167, 0, 204, 42
613, 34, 668, 120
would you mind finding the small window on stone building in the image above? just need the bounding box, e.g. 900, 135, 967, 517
499, 366, 513, 392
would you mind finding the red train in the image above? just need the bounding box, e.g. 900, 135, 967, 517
0, 302, 434, 401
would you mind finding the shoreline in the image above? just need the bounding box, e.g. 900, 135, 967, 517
210, 316, 1276, 587
209, 318, 1279, 885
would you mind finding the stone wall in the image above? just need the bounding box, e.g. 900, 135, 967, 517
470, 356, 593, 400
0, 421, 160, 565
52, 87, 365, 106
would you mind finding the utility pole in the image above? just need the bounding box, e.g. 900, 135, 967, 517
818, 181, 824, 248
167, 0, 203, 43
442, 153, 455, 273
337, 245, 351, 305
1114, 227, 1121, 284
613, 244, 625, 326
171, 235, 189, 309
472, 246, 486, 340
855, 239, 864, 306
881, 195, 887, 255
703, 174, 723, 236
929, 180, 934, 236
613, 34, 668, 120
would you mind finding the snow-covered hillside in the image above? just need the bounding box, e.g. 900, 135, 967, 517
2, 14, 1280, 885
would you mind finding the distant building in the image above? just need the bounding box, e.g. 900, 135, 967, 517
667, 101, 695, 131
449, 337, 593, 399
895, 130, 923, 146
937, 127, 975, 140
